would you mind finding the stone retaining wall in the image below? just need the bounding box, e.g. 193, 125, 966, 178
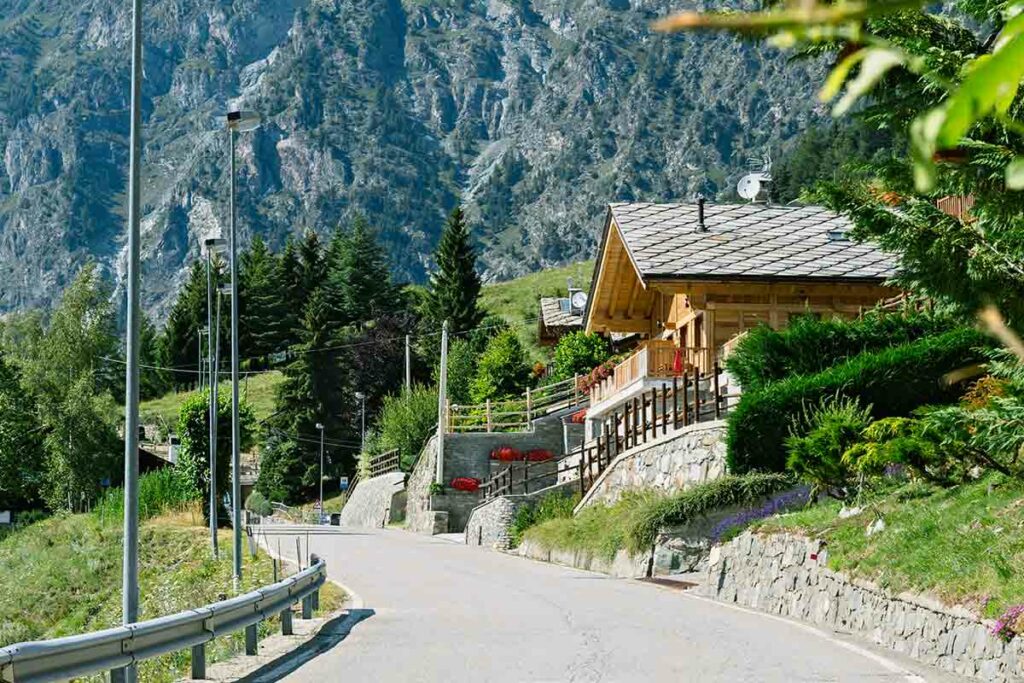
464, 481, 578, 551
517, 538, 648, 578
579, 420, 728, 510
338, 471, 405, 528
703, 531, 1024, 681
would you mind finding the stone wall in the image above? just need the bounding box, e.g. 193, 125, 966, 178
464, 480, 579, 551
579, 420, 728, 509
406, 434, 448, 535
338, 471, 405, 528
517, 538, 649, 578
703, 531, 1024, 682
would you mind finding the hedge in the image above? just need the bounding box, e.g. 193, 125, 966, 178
727, 328, 990, 474
724, 311, 959, 392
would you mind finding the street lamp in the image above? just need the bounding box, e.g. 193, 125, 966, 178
203, 237, 227, 558
226, 109, 260, 591
315, 423, 325, 523
354, 392, 367, 454
120, 0, 144, 680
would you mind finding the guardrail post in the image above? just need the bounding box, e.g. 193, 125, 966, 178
111, 668, 128, 683
281, 606, 294, 635
245, 624, 258, 655
302, 594, 313, 619
310, 555, 321, 611
191, 643, 206, 678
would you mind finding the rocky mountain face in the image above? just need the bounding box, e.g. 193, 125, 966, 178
0, 0, 826, 317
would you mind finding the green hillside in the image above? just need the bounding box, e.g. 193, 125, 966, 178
140, 371, 284, 431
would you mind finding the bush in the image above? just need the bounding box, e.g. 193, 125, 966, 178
244, 491, 274, 517
93, 468, 198, 523
255, 434, 310, 504
371, 385, 439, 471
727, 328, 990, 474
785, 394, 872, 499
470, 330, 532, 402
509, 491, 579, 547
552, 332, 612, 380
725, 311, 959, 391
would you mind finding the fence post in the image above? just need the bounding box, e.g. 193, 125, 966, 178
281, 605, 293, 635
612, 413, 621, 457
245, 624, 258, 655
526, 387, 533, 423
694, 368, 702, 423
661, 385, 668, 436
672, 377, 679, 429
578, 451, 585, 496
632, 397, 640, 445
713, 361, 722, 419
603, 422, 612, 467
641, 393, 649, 444
486, 399, 492, 433
191, 643, 206, 679
574, 375, 580, 406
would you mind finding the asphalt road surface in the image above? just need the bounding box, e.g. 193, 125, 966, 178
255, 526, 964, 683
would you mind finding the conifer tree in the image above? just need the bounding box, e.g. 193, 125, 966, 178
424, 207, 483, 334
162, 260, 210, 385
275, 237, 304, 350
239, 235, 285, 362
298, 229, 327, 304
325, 215, 397, 329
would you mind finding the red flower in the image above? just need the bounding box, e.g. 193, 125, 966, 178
526, 449, 553, 462
490, 446, 522, 462
570, 408, 588, 424
450, 477, 481, 492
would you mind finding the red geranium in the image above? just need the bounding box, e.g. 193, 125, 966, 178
490, 446, 522, 462
526, 449, 553, 462
570, 408, 588, 424
450, 477, 481, 492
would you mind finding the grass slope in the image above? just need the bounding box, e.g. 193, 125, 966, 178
0, 504, 342, 682
758, 476, 1024, 617
140, 371, 284, 429
481, 261, 594, 360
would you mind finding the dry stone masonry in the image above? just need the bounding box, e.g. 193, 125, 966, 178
703, 531, 1024, 682
338, 472, 405, 528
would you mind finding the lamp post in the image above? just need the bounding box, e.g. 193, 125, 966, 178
119, 0, 144, 679
355, 392, 366, 454
204, 237, 227, 558
315, 422, 325, 523
226, 109, 260, 591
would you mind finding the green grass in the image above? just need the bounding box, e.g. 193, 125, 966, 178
522, 473, 796, 561
481, 261, 594, 361
140, 371, 284, 430
0, 503, 343, 682
757, 475, 1024, 616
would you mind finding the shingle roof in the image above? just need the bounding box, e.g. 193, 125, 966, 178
609, 203, 897, 281
540, 297, 583, 329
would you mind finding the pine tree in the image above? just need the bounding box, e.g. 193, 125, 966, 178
275, 237, 304, 350
139, 314, 169, 400
265, 288, 355, 500
424, 207, 483, 334
162, 260, 209, 386
325, 215, 397, 329
299, 229, 327, 304
239, 235, 285, 363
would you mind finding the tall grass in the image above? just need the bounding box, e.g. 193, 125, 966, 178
93, 468, 199, 524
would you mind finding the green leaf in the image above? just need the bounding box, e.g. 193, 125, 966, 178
1007, 157, 1024, 190
936, 33, 1024, 147
832, 48, 904, 116
819, 48, 867, 103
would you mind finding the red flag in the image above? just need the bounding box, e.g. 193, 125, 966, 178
673, 347, 683, 374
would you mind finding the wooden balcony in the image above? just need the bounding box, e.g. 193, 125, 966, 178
589, 340, 713, 406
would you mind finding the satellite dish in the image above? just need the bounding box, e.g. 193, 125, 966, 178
571, 291, 588, 312
737, 174, 762, 201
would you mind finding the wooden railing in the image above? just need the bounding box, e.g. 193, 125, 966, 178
446, 375, 586, 433
590, 340, 713, 404
482, 364, 735, 503
368, 449, 401, 478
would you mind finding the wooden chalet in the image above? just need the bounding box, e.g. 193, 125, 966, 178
583, 201, 899, 415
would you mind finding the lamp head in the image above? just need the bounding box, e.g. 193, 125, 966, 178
204, 236, 227, 254
226, 110, 261, 132
354, 391, 366, 401
217, 284, 232, 296
315, 422, 324, 430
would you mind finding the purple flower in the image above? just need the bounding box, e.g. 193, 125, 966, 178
710, 487, 811, 542
991, 605, 1024, 642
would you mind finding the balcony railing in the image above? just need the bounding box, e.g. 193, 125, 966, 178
589, 340, 713, 405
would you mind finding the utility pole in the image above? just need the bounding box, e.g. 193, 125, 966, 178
405, 334, 412, 391
205, 238, 226, 558
118, 0, 144, 679
229, 122, 242, 591
316, 423, 325, 523
434, 320, 448, 484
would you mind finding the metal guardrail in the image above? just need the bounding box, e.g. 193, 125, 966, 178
0, 558, 327, 683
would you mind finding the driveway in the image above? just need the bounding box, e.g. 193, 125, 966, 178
255, 526, 963, 683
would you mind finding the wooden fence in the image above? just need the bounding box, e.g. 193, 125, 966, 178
367, 449, 402, 478
446, 375, 586, 433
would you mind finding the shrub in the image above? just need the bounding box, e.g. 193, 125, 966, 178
509, 491, 579, 547
93, 468, 198, 523
841, 415, 967, 485
490, 446, 522, 462
255, 434, 310, 505
470, 330, 532, 402
244, 491, 273, 517
371, 385, 439, 471
627, 473, 795, 553
725, 310, 959, 391
785, 394, 872, 499
727, 328, 990, 474
552, 332, 612, 380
